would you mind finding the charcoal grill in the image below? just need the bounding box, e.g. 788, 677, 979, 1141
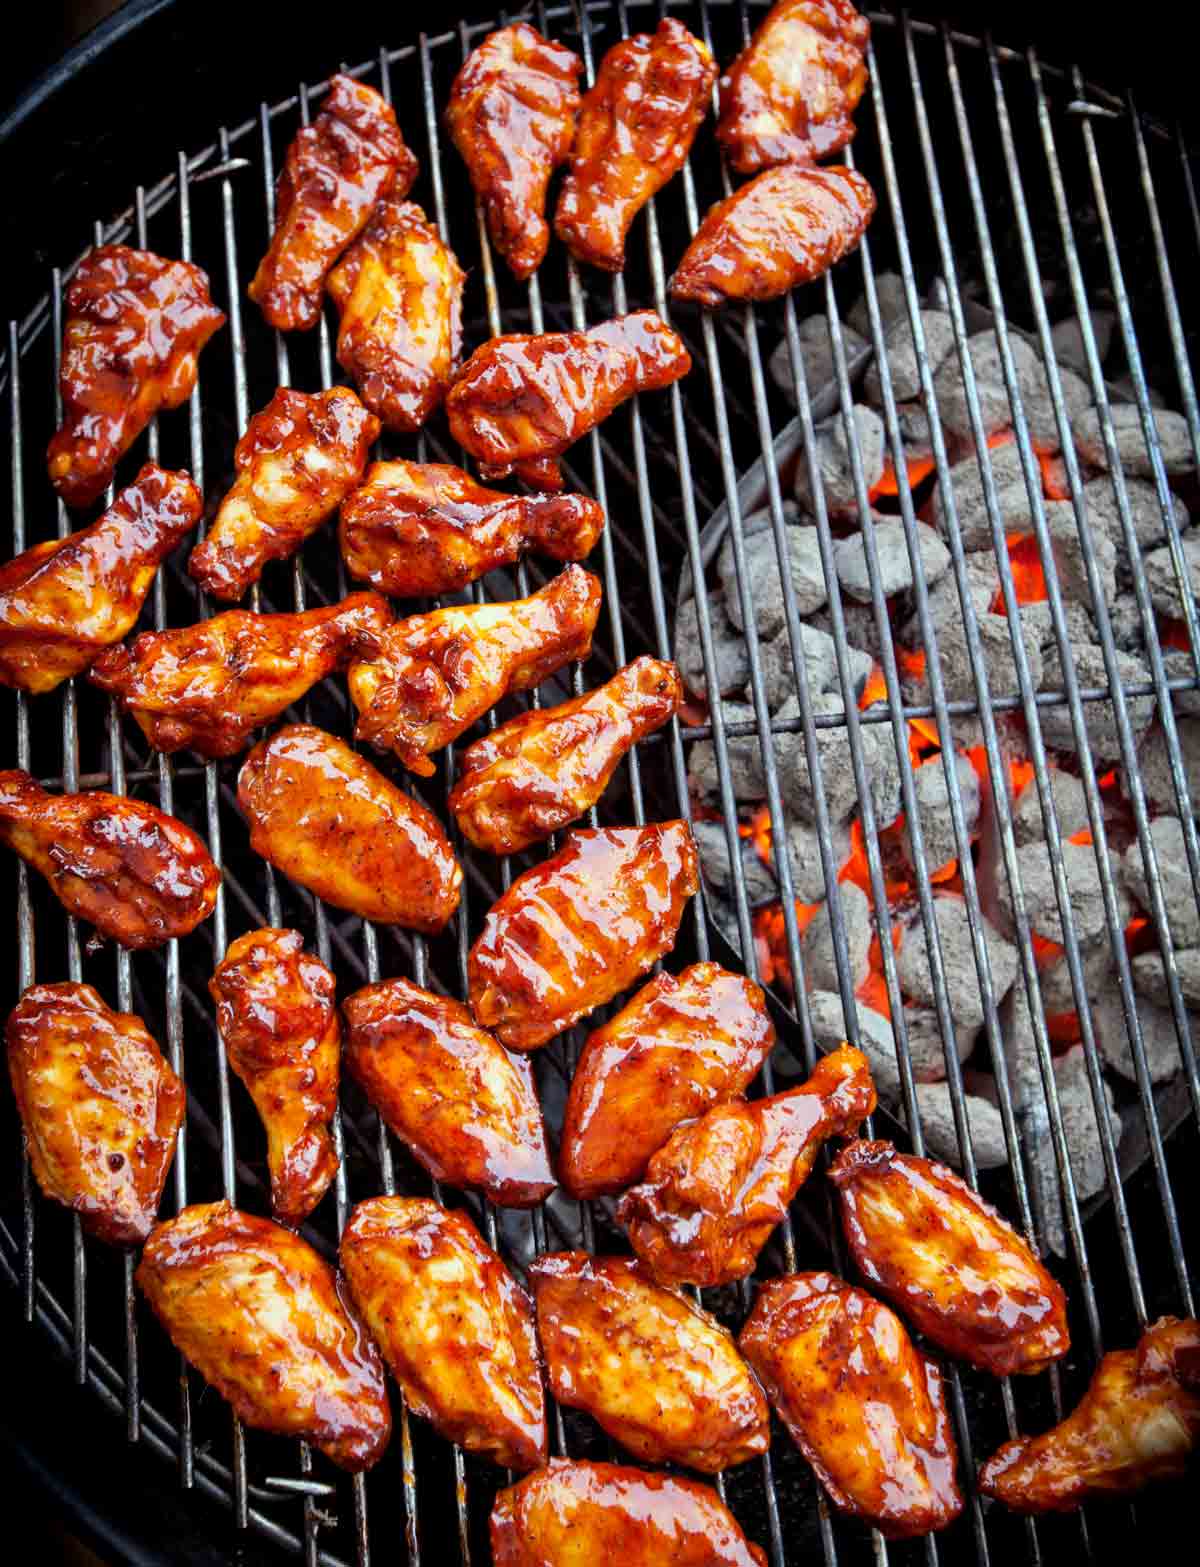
2, 3, 1198, 1564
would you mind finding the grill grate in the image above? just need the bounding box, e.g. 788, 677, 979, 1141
2, 3, 1199, 1564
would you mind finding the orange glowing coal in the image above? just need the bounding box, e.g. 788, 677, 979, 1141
868, 452, 938, 504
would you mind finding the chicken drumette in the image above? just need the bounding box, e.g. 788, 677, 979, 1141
445, 311, 691, 491
188, 387, 379, 602
249, 74, 416, 332
237, 725, 462, 932
468, 821, 699, 1051
0, 463, 202, 693
555, 19, 716, 273
7, 982, 184, 1247
0, 771, 219, 949
327, 200, 465, 433
347, 564, 601, 775
446, 23, 583, 281
210, 929, 340, 1226
339, 459, 605, 599
47, 247, 224, 509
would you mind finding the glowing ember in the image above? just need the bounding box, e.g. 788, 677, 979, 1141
859, 665, 888, 709
1157, 616, 1193, 653
868, 453, 938, 503
1037, 448, 1071, 500
1067, 827, 1094, 847
994, 532, 1048, 612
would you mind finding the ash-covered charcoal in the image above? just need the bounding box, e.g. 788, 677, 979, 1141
996, 838, 1112, 949
929, 440, 1037, 552
805, 989, 903, 1099
1123, 720, 1200, 815
901, 1004, 977, 1081
1141, 533, 1200, 621
754, 621, 870, 713
1044, 500, 1117, 610
859, 714, 904, 827
1022, 363, 1092, 450
1050, 308, 1116, 375
1081, 474, 1190, 553
900, 752, 981, 874
808, 598, 885, 667
780, 692, 867, 823
1132, 947, 1200, 1010
692, 818, 776, 909
687, 699, 767, 802
833, 517, 951, 603
1011, 768, 1090, 846
718, 523, 828, 638
898, 554, 997, 647
799, 881, 871, 993
847, 272, 908, 338
896, 892, 1019, 1030
863, 309, 957, 405
1038, 643, 1156, 761
1107, 597, 1146, 651
1121, 816, 1200, 947
1072, 402, 1195, 479
1162, 652, 1200, 719
894, 399, 935, 459
1019, 600, 1097, 662
1092, 976, 1192, 1083
769, 315, 868, 407
1053, 1045, 1122, 1203
794, 405, 885, 520
910, 1082, 1008, 1170
783, 816, 847, 904
904, 609, 1044, 706
1108, 376, 1170, 410
929, 328, 1044, 444
674, 593, 750, 700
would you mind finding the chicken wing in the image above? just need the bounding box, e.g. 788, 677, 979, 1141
136, 1200, 391, 1470
554, 20, 716, 273
829, 1139, 1070, 1376
617, 1044, 875, 1287
339, 459, 605, 599
326, 200, 464, 433
341, 1197, 546, 1470
7, 982, 184, 1246
469, 821, 699, 1050
0, 463, 202, 694
530, 1252, 769, 1472
740, 1271, 963, 1537
449, 656, 682, 855
236, 725, 461, 932
491, 1460, 767, 1567
670, 164, 875, 309
47, 246, 224, 509
347, 564, 601, 776
188, 387, 379, 602
248, 74, 416, 332
210, 929, 339, 1225
978, 1316, 1200, 1513
716, 0, 871, 175
445, 23, 583, 281
342, 977, 553, 1206
559, 960, 775, 1199
0, 771, 219, 949
445, 311, 692, 491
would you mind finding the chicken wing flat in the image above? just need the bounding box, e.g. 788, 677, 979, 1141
137, 1200, 391, 1470
554, 20, 716, 273
670, 164, 876, 309
560, 960, 775, 1199
342, 977, 553, 1206
716, 0, 871, 175
249, 74, 416, 333
740, 1271, 962, 1538
529, 1252, 769, 1473
341, 1197, 546, 1470
47, 247, 224, 509
617, 1044, 875, 1287
326, 200, 465, 433
210, 929, 339, 1225
0, 463, 202, 694
7, 982, 184, 1246
978, 1316, 1200, 1513
445, 311, 692, 491
188, 387, 379, 602
829, 1139, 1070, 1376
491, 1460, 767, 1567
0, 771, 219, 949
468, 821, 700, 1051
449, 656, 682, 855
347, 564, 601, 776
339, 459, 605, 599
237, 725, 461, 932
446, 23, 583, 281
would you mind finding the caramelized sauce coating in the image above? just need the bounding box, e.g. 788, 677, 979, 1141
210, 929, 340, 1226
236, 725, 461, 932
340, 459, 605, 599
445, 312, 691, 491
341, 1197, 546, 1471
530, 1252, 770, 1473
90, 593, 390, 758
0, 770, 219, 949
327, 199, 465, 433
618, 1044, 876, 1287
47, 246, 224, 509
188, 387, 379, 602
716, 0, 871, 175
740, 1271, 963, 1537
830, 1140, 1070, 1376
450, 656, 681, 855
0, 463, 202, 694
137, 1201, 391, 1470
342, 977, 554, 1206
560, 960, 775, 1199
469, 821, 699, 1051
7, 982, 184, 1247
248, 74, 416, 332
347, 564, 601, 776
445, 23, 583, 281
554, 19, 716, 272
670, 164, 875, 308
